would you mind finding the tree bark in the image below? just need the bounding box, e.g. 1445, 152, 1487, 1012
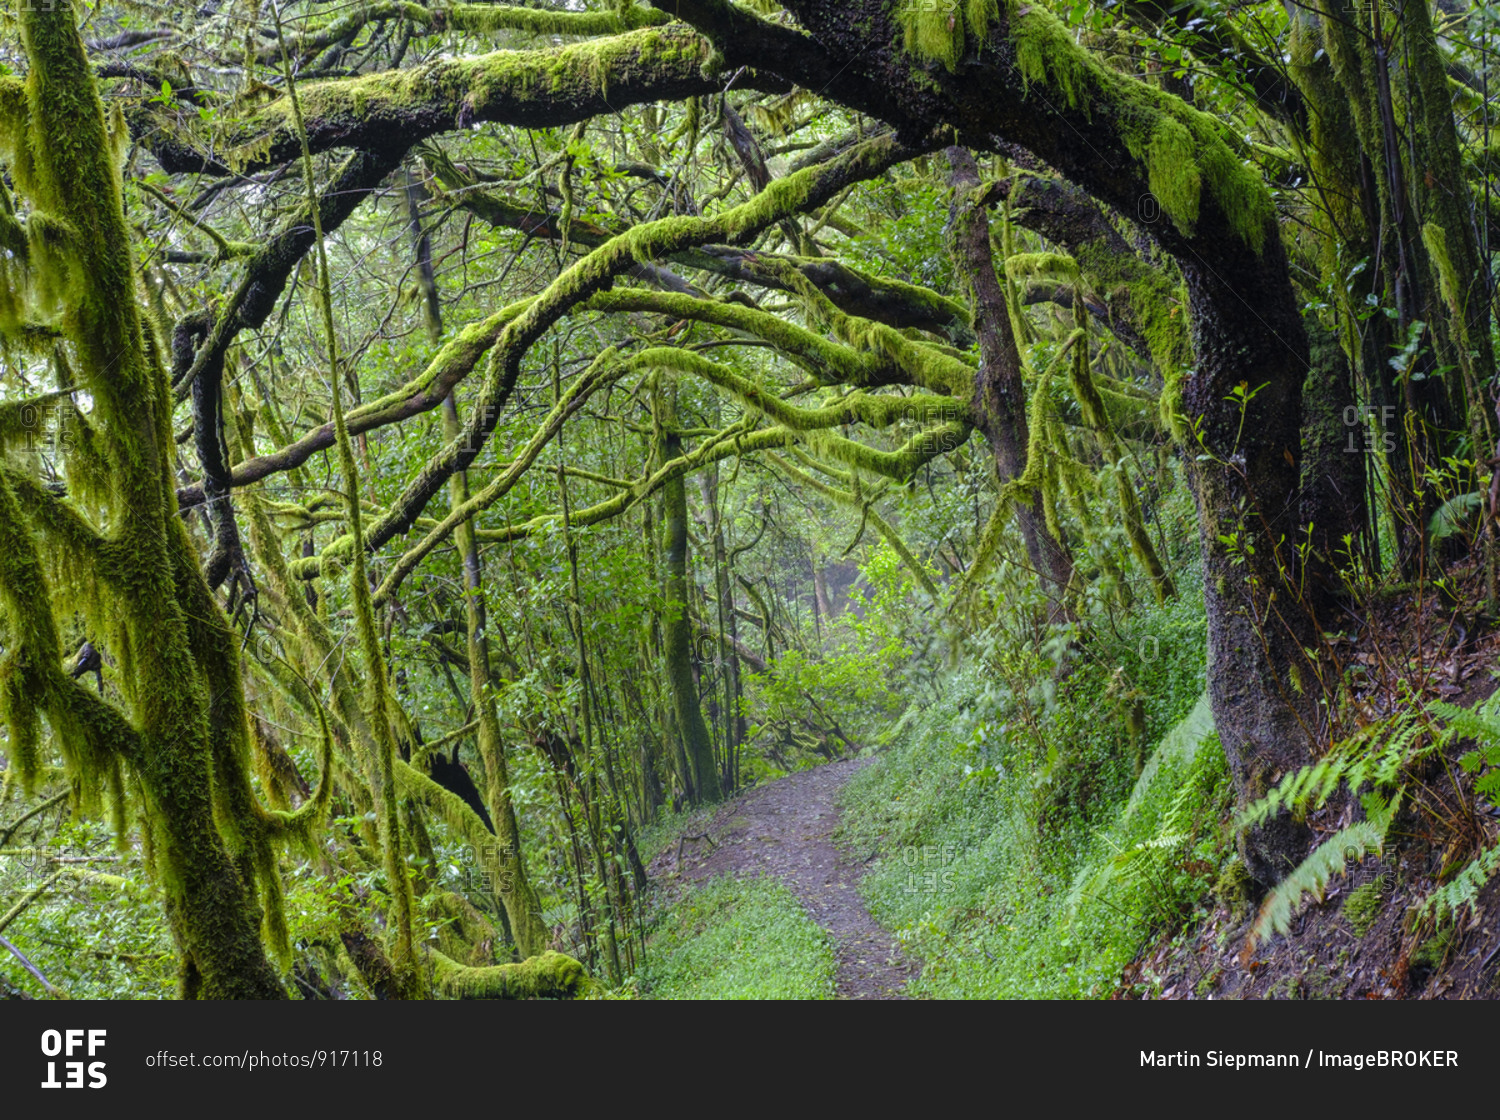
658, 383, 721, 805
946, 147, 1076, 615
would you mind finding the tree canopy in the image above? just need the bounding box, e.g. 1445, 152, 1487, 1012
1, 0, 1499, 1000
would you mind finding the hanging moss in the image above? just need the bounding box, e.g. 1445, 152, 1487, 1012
954, 341, 1072, 602
1011, 9, 1272, 249
1005, 252, 1079, 284
1421, 223, 1462, 338
895, 0, 1002, 72
1063, 295, 1174, 601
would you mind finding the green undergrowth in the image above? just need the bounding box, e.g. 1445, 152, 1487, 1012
635, 800, 719, 867
638, 874, 836, 1000
0, 818, 175, 999
840, 572, 1233, 998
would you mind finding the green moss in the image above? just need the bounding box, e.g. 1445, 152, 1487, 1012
894, 0, 1002, 72
431, 948, 598, 999
447, 1, 670, 37
1340, 879, 1384, 937
642, 347, 969, 436
1410, 923, 1454, 971
1214, 857, 1252, 921
1013, 10, 1093, 107
1005, 252, 1079, 283
229, 25, 709, 168
1421, 222, 1463, 329
1142, 117, 1202, 236
1011, 9, 1272, 249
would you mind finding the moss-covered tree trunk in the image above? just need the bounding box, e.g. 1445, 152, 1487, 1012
0, 4, 285, 996
942, 145, 1074, 617
656, 383, 720, 804
441, 397, 551, 958
946, 147, 1075, 614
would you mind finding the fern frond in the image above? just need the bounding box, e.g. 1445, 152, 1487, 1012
1429, 698, 1500, 793
1238, 712, 1436, 830
1123, 691, 1214, 822
1428, 491, 1482, 549
1112, 833, 1188, 863
1066, 700, 1220, 917
1245, 792, 1400, 954
1417, 844, 1500, 924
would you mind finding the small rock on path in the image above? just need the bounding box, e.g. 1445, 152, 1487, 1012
652, 757, 917, 999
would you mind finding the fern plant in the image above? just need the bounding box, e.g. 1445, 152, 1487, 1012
1428, 697, 1500, 803
1245, 791, 1401, 953
1415, 695, 1500, 922
1240, 709, 1447, 952
1067, 694, 1225, 926
1237, 710, 1436, 832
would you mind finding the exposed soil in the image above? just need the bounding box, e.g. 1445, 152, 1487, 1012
649, 757, 917, 999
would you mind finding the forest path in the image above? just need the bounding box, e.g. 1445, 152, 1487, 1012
654, 757, 917, 999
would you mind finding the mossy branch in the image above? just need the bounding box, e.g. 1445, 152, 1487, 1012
257, 697, 335, 843
311, 132, 912, 577
459, 426, 797, 546
429, 948, 598, 999
211, 25, 770, 175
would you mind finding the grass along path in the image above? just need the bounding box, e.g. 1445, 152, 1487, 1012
649, 758, 916, 999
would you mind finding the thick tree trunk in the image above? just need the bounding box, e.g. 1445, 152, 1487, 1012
946, 147, 1075, 616
1300, 318, 1368, 607
0, 6, 289, 996
658, 385, 721, 804
1180, 240, 1320, 885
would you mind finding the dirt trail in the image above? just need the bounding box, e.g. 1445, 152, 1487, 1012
652, 757, 917, 999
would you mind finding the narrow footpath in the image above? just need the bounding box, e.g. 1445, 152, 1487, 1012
653, 758, 918, 999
